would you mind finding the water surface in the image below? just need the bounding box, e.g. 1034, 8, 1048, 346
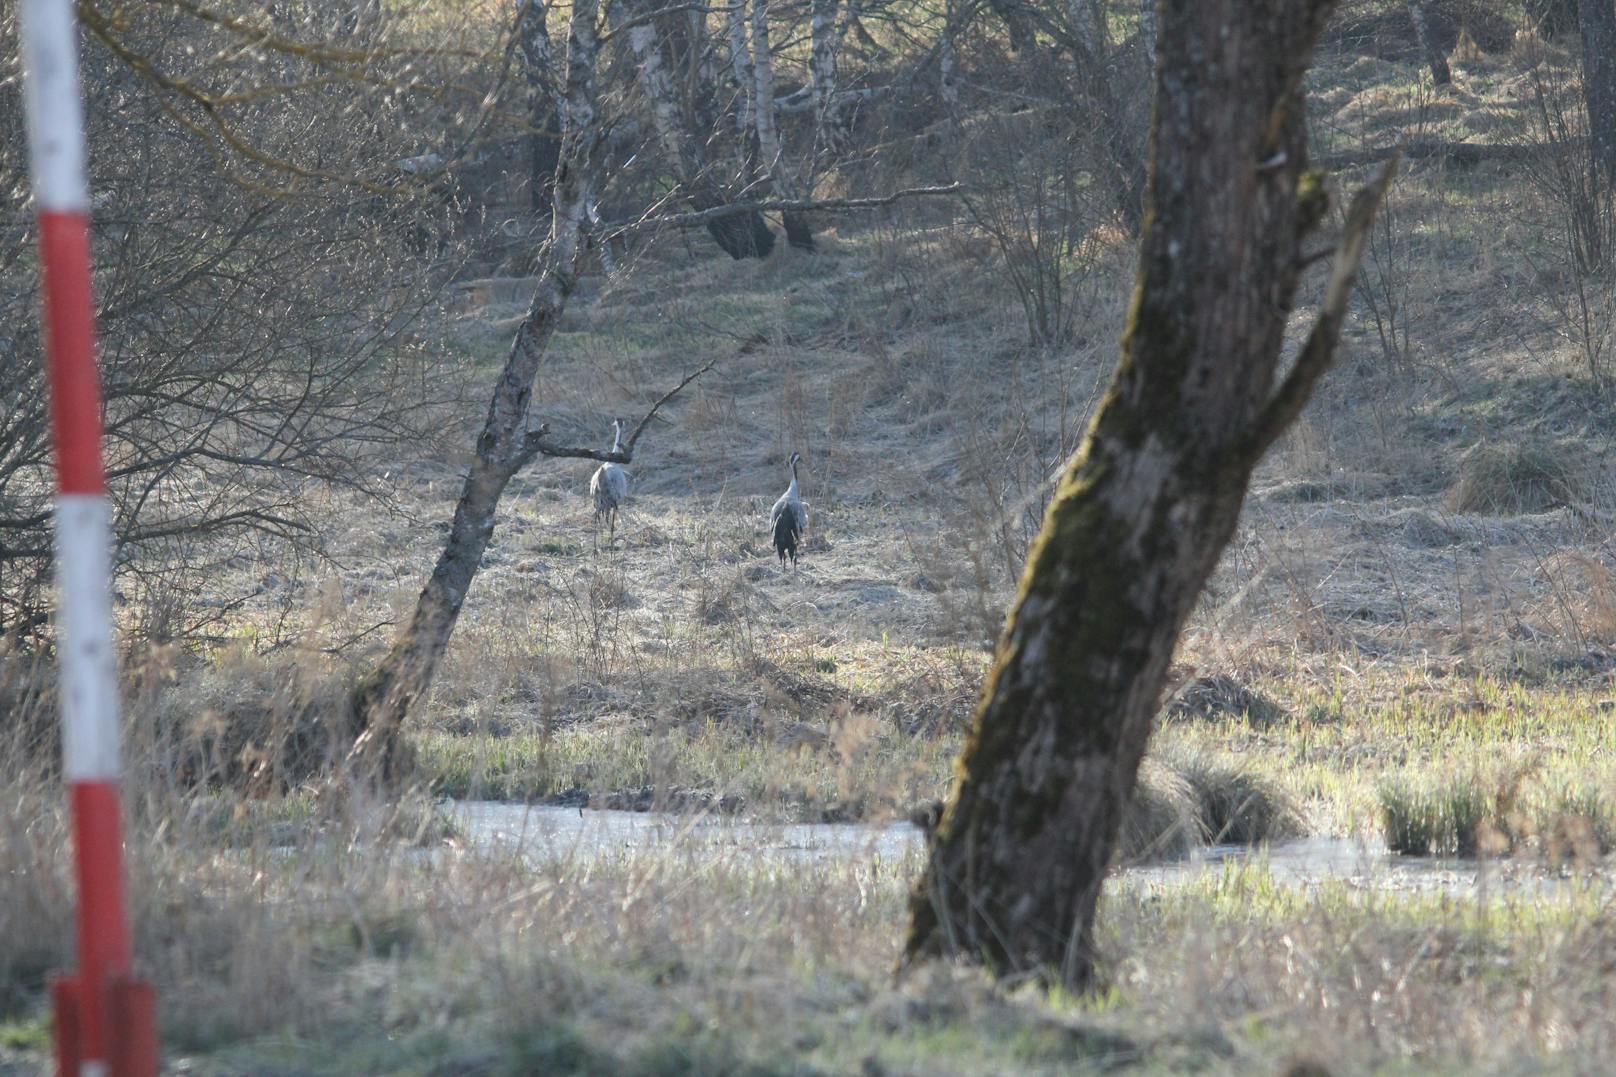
450, 801, 1611, 895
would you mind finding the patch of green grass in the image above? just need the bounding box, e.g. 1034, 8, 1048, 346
1378, 773, 1499, 856
1379, 767, 1616, 860
415, 720, 956, 822
0, 1016, 49, 1051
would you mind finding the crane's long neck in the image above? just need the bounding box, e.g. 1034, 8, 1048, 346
788, 459, 799, 496
610, 423, 622, 454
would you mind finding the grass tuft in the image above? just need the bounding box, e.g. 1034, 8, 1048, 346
1378, 773, 1499, 857
1121, 758, 1204, 863
1444, 440, 1585, 515
1165, 750, 1304, 846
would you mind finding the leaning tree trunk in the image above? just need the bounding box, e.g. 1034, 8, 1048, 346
1578, 0, 1616, 182
622, 0, 775, 259
1406, 0, 1452, 86
902, 0, 1393, 990
752, 0, 815, 250
348, 0, 609, 776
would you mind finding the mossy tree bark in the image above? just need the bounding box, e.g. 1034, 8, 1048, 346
347, 0, 610, 778
902, 0, 1394, 990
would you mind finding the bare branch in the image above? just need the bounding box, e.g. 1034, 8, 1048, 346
518, 355, 721, 465
1243, 156, 1400, 461
601, 2, 730, 41
600, 183, 964, 236
773, 84, 890, 114
624, 354, 722, 451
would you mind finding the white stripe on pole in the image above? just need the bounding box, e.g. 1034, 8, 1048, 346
19, 0, 91, 212
54, 494, 122, 782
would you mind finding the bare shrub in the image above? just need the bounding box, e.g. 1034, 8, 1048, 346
1533, 550, 1616, 646
1354, 169, 1422, 370
0, 1, 475, 639
960, 110, 1113, 347
1514, 48, 1616, 390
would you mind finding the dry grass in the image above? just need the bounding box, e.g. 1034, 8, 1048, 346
9, 775, 1616, 1074
13, 36, 1616, 1075
1444, 440, 1586, 515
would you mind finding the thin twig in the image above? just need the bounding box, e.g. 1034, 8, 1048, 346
520, 355, 721, 463
599, 183, 964, 237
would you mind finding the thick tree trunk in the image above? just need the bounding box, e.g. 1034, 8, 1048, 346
1579, 0, 1616, 181
348, 0, 608, 776
903, 0, 1391, 990
623, 0, 775, 259
752, 0, 815, 250
1406, 1, 1452, 86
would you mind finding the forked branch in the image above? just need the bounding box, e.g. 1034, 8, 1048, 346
1242, 155, 1400, 462
516, 355, 721, 465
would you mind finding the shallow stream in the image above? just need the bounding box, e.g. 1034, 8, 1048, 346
448, 802, 1610, 895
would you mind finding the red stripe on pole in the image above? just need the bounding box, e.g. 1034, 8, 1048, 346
70, 779, 133, 1069
38, 209, 107, 495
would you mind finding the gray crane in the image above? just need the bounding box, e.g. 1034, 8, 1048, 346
589, 418, 629, 549
770, 452, 807, 568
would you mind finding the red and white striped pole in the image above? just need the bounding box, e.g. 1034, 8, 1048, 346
19, 1, 158, 1074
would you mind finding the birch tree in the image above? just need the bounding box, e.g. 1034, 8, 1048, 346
902, 0, 1395, 989
725, 0, 760, 179
1406, 0, 1451, 86
809, 0, 843, 157
620, 0, 776, 258
349, 0, 639, 773
939, 11, 960, 146
752, 0, 815, 249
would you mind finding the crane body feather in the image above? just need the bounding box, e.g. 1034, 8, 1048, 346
588, 419, 629, 548
770, 452, 807, 567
